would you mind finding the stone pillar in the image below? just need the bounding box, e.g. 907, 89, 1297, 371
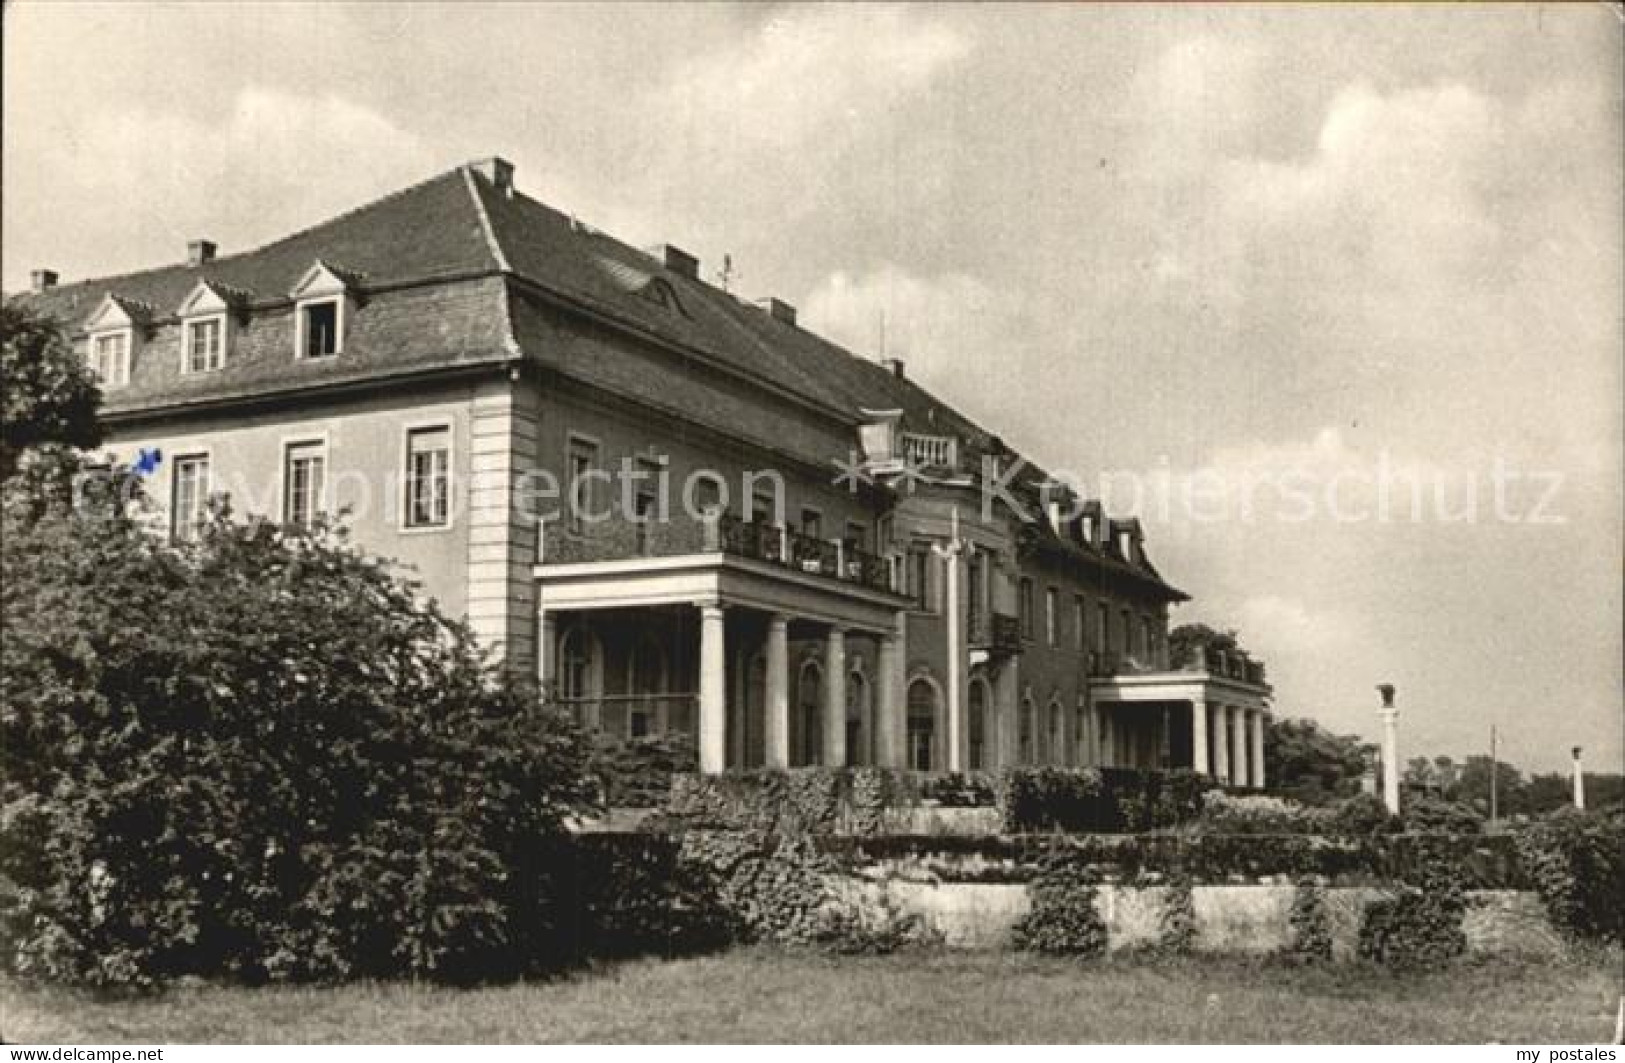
1572, 746, 1586, 811
537, 608, 558, 700
764, 615, 790, 769
995, 662, 1020, 768
1098, 706, 1114, 769
1380, 708, 1401, 815
942, 552, 966, 772
822, 628, 847, 767
1190, 697, 1209, 776
699, 604, 727, 774
1231, 705, 1249, 788
1250, 709, 1267, 790
1212, 704, 1230, 784
875, 628, 904, 768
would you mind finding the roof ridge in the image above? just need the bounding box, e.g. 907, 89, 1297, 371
461, 167, 512, 273
250, 164, 480, 259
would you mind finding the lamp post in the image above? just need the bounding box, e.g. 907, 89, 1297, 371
1572, 746, 1586, 811
1377, 683, 1400, 816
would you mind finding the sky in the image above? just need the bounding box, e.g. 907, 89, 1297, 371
4, 3, 1620, 773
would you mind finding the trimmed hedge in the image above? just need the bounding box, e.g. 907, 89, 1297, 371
815, 831, 1528, 887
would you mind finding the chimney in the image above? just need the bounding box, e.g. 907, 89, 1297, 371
470, 156, 515, 197
651, 244, 698, 280
758, 296, 797, 327
882, 357, 905, 379
30, 269, 58, 293
188, 240, 217, 266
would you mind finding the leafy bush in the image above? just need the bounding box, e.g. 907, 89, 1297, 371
588, 732, 697, 809
1155, 875, 1197, 955
1325, 793, 1400, 836
1010, 845, 1107, 956
1513, 809, 1624, 942
919, 771, 997, 807
997, 767, 1215, 834
665, 768, 918, 836
1356, 854, 1468, 970
1401, 796, 1484, 835
0, 505, 594, 988
1286, 878, 1333, 962
559, 833, 734, 958
1197, 792, 1322, 835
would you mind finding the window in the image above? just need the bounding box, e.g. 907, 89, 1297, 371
88, 331, 131, 386
968, 680, 988, 770
1121, 608, 1133, 656
1048, 701, 1063, 765
1074, 595, 1086, 652
405, 427, 450, 528
183, 316, 224, 374
844, 520, 867, 549
908, 544, 935, 612
906, 679, 938, 771
1018, 577, 1035, 639
1096, 602, 1109, 655
170, 454, 210, 542
1075, 695, 1089, 766
749, 488, 776, 524
283, 441, 326, 529
633, 458, 661, 554
299, 299, 340, 358
798, 663, 823, 767
1019, 696, 1035, 764
1142, 617, 1155, 665
801, 507, 822, 539
566, 436, 598, 534
1045, 586, 1058, 647
689, 473, 724, 517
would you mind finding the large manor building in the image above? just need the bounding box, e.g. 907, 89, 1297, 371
15, 158, 1271, 785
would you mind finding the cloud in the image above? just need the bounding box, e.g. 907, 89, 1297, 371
654, 5, 971, 153
12, 87, 434, 280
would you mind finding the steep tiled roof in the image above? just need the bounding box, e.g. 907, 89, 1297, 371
11, 160, 1175, 591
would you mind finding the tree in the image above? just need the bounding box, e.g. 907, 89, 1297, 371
1265, 717, 1375, 806
1453, 755, 1528, 816
1, 310, 595, 987
1, 304, 102, 479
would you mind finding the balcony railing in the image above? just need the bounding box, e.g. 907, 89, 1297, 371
553, 693, 699, 739
968, 609, 1022, 656
540, 512, 896, 595
900, 432, 958, 470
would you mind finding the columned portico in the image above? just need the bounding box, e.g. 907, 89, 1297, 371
537, 549, 911, 773
1089, 672, 1271, 784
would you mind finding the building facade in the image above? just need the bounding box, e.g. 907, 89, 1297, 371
16, 158, 1271, 785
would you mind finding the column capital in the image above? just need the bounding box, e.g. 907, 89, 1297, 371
766, 613, 789, 630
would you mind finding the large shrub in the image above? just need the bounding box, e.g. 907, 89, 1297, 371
1010, 844, 1108, 956
997, 767, 1213, 834
1356, 851, 1468, 970
0, 502, 593, 988
1513, 809, 1624, 943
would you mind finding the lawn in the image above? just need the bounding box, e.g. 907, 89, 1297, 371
4, 951, 1620, 1044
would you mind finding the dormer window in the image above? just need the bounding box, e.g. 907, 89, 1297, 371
82, 293, 149, 388
299, 299, 340, 358
290, 261, 355, 360
183, 315, 225, 374
88, 329, 131, 387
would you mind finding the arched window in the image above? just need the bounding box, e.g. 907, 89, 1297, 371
1019, 695, 1036, 765
1075, 693, 1089, 766
1047, 699, 1064, 766
846, 670, 869, 767
797, 660, 823, 767
558, 627, 600, 728
968, 678, 990, 770
627, 637, 667, 739
907, 678, 939, 772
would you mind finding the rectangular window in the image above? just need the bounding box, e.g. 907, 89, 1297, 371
90, 332, 130, 386
171, 454, 210, 542
405, 427, 451, 529
750, 489, 775, 524
1045, 586, 1058, 646
1096, 602, 1109, 655
1121, 608, 1133, 656
801, 507, 822, 539
184, 317, 223, 374
566, 436, 598, 534
1074, 595, 1086, 652
844, 520, 867, 549
283, 441, 326, 529
300, 300, 340, 358
634, 458, 661, 554
909, 544, 934, 612
1019, 578, 1035, 639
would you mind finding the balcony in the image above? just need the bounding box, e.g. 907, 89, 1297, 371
968, 609, 1022, 656
900, 432, 959, 470
539, 512, 895, 595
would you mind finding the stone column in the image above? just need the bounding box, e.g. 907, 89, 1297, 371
1231, 705, 1250, 788
822, 627, 847, 767
875, 628, 904, 768
1572, 746, 1586, 811
1250, 709, 1267, 790
1190, 697, 1209, 777
1380, 707, 1400, 814
537, 608, 558, 700
1212, 704, 1230, 784
764, 614, 790, 769
699, 604, 727, 774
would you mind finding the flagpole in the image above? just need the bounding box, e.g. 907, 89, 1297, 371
1489, 724, 1498, 825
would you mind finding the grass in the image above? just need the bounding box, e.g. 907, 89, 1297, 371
4, 951, 1621, 1044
